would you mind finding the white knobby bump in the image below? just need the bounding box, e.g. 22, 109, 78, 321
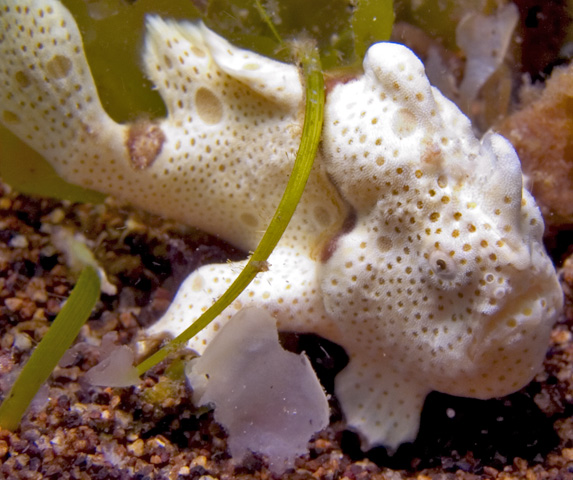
0, 0, 563, 454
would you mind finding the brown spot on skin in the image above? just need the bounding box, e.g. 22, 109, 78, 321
320, 211, 356, 263
314, 205, 332, 226
126, 120, 166, 169
2, 110, 20, 123
377, 235, 393, 252
240, 212, 259, 228
195, 87, 223, 125
421, 137, 443, 165
324, 71, 360, 92
14, 70, 31, 88
45, 54, 72, 80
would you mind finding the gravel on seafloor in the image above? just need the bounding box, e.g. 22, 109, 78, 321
2, 178, 573, 480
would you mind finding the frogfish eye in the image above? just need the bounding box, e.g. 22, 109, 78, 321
428, 250, 458, 281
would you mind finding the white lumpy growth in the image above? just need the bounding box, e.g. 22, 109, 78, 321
322, 42, 562, 450
0, 1, 563, 455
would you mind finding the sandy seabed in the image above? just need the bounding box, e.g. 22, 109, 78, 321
0, 181, 573, 480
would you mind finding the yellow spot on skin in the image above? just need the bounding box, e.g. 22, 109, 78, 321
14, 70, 31, 88
191, 275, 205, 292
195, 87, 223, 124
243, 63, 260, 70
191, 46, 206, 57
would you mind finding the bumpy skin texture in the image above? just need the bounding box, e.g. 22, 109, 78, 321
321, 44, 562, 448
0, 0, 563, 452
0, 1, 345, 253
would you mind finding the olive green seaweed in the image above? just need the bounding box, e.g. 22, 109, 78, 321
0, 126, 106, 204
352, 0, 395, 60
0, 266, 100, 431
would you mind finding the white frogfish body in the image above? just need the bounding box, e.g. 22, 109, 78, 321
0, 0, 563, 452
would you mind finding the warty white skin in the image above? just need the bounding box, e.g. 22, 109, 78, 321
0, 0, 563, 451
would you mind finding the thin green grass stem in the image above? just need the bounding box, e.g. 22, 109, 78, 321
253, 0, 283, 45
0, 266, 100, 430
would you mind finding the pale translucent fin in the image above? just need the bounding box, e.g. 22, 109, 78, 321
0, 0, 126, 186
335, 356, 430, 452
187, 307, 329, 475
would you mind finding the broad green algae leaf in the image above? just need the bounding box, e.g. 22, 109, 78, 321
205, 0, 357, 67
352, 0, 395, 60
60, 0, 200, 123
0, 125, 105, 204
